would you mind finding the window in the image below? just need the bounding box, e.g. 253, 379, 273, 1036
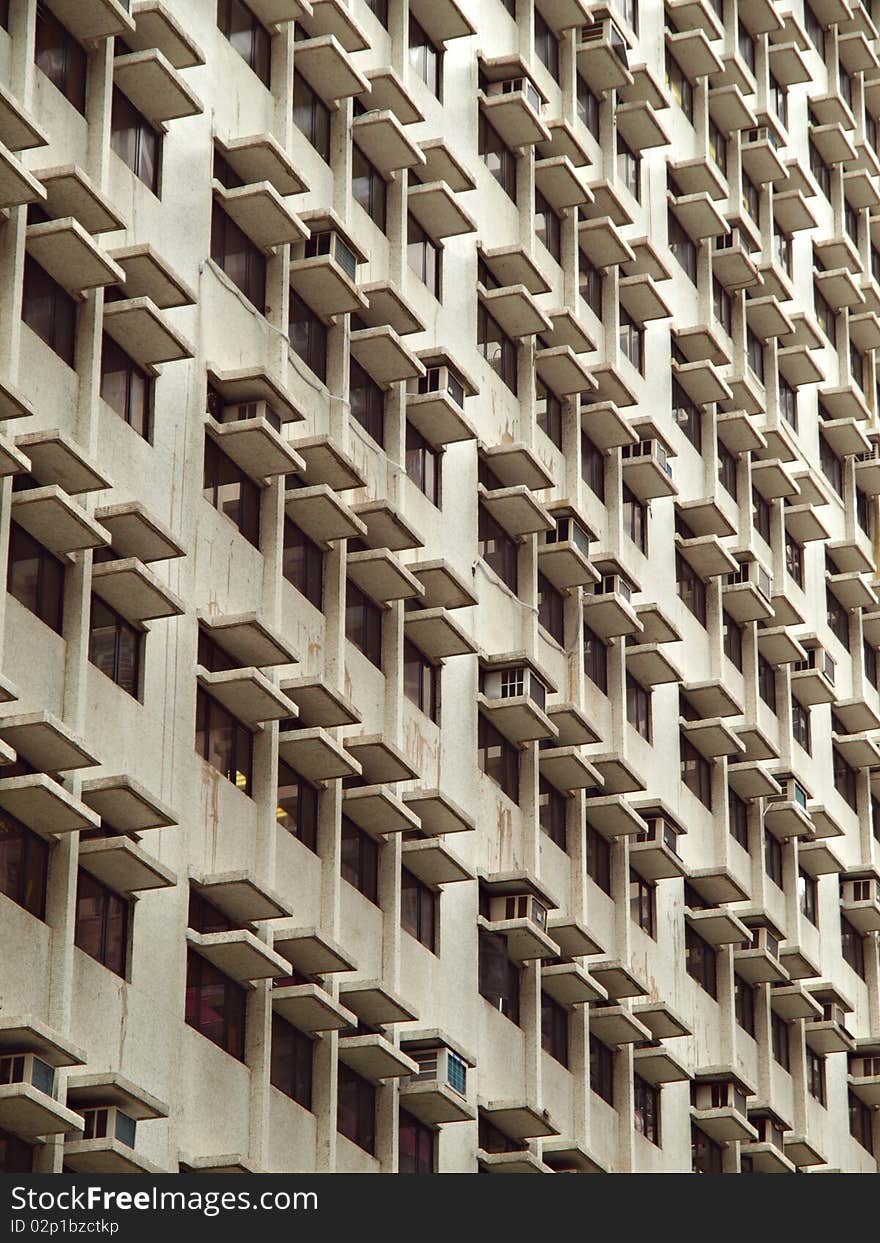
722, 612, 743, 671
74, 871, 128, 977
0, 0, 8, 30
634, 1075, 660, 1145
735, 978, 756, 1036
7, 522, 64, 634
779, 376, 797, 429
478, 302, 517, 393
666, 51, 693, 122
717, 442, 737, 499
619, 307, 644, 374
728, 788, 748, 851
89, 597, 141, 699
622, 485, 647, 554
539, 777, 566, 850
282, 517, 323, 610
340, 816, 378, 904
587, 825, 611, 895
676, 552, 706, 625
401, 867, 437, 952
479, 928, 520, 1023
815, 282, 835, 343
708, 121, 727, 177
751, 489, 770, 544
345, 581, 382, 668
672, 380, 701, 451
218, 0, 270, 85
668, 212, 696, 283
477, 714, 519, 801
289, 291, 327, 383
292, 70, 330, 159
211, 201, 266, 312
785, 532, 804, 590
579, 251, 602, 317
681, 736, 712, 808
270, 1014, 312, 1110
807, 1050, 826, 1107
541, 993, 568, 1067
583, 623, 607, 693
692, 1125, 723, 1173
536, 381, 562, 449
399, 1110, 434, 1173
22, 255, 76, 366
408, 14, 441, 97
276, 760, 318, 851
746, 329, 764, 383
577, 75, 600, 139
799, 870, 818, 927
842, 916, 866, 978
195, 687, 253, 795
771, 1012, 790, 1070
758, 655, 777, 713
403, 639, 439, 723
349, 357, 384, 446
833, 748, 857, 812
617, 133, 640, 201
765, 830, 783, 888
850, 1090, 874, 1153
35, 4, 86, 113
537, 572, 564, 644
352, 145, 386, 231
626, 674, 651, 742
810, 138, 831, 200
202, 437, 261, 548
111, 88, 160, 194
534, 10, 559, 79
405, 422, 440, 506
792, 697, 811, 753
0, 1128, 32, 1174
364, 0, 389, 25
590, 1034, 614, 1104
629, 871, 655, 937
99, 335, 151, 439
685, 923, 717, 997
534, 189, 561, 261
478, 504, 518, 593
0, 812, 48, 920
185, 950, 246, 1058
478, 113, 516, 201
407, 214, 441, 300
714, 282, 732, 335
581, 431, 605, 500
827, 590, 849, 651
337, 1064, 376, 1154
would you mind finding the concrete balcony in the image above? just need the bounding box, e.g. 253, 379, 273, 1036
272, 927, 355, 977
272, 984, 356, 1035
114, 50, 203, 124
477, 688, 557, 745
541, 962, 605, 1005
479, 1100, 559, 1142
205, 412, 304, 480
103, 297, 193, 367
290, 222, 367, 318
91, 558, 184, 624
347, 548, 423, 603
479, 904, 557, 963
349, 325, 424, 386
770, 984, 823, 1022
582, 576, 641, 639
840, 874, 880, 933
401, 788, 474, 837
213, 182, 307, 251
284, 484, 365, 546
198, 667, 295, 728
408, 181, 476, 239
292, 35, 369, 101
93, 502, 184, 564
584, 794, 647, 840
685, 906, 751, 947
588, 1005, 652, 1046
805, 998, 856, 1055
186, 930, 291, 983
48, 0, 133, 41
633, 1044, 691, 1086
338, 981, 417, 1027
126, 2, 205, 69
80, 774, 177, 835
400, 839, 473, 887
478, 284, 552, 340
342, 785, 420, 838
26, 218, 123, 293
588, 960, 648, 1000
576, 22, 633, 92
478, 484, 555, 538
78, 837, 176, 896
629, 813, 688, 881
338, 1035, 418, 1084
403, 607, 475, 660
199, 612, 296, 669
11, 486, 109, 554
578, 216, 634, 267
538, 746, 601, 793
478, 78, 549, 148
215, 133, 307, 197
535, 345, 595, 398
278, 726, 361, 782
352, 110, 424, 176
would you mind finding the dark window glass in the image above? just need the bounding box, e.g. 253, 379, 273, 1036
722, 612, 743, 671
850, 1090, 874, 1153
218, 0, 271, 86
534, 189, 561, 261
717, 442, 737, 499
629, 870, 655, 937
477, 713, 519, 801
534, 10, 559, 79
541, 992, 568, 1066
345, 581, 383, 669
282, 517, 323, 610
0, 1128, 32, 1173
685, 923, 717, 997
581, 431, 605, 500
403, 638, 439, 723
668, 211, 696, 283
579, 250, 602, 316
349, 357, 384, 446
352, 144, 387, 231
792, 697, 811, 753
676, 551, 706, 625
666, 51, 693, 122
626, 674, 651, 742
672, 380, 701, 451
7, 522, 64, 634
202, 437, 261, 549
74, 870, 128, 977
764, 829, 783, 888
617, 133, 640, 201
584, 623, 607, 693
22, 255, 76, 366
692, 1125, 723, 1173
407, 213, 442, 299
587, 824, 611, 895
211, 201, 266, 312
405, 422, 441, 506
276, 759, 318, 851
401, 867, 437, 952
537, 571, 564, 644
752, 489, 770, 542
478, 112, 516, 201
111, 88, 160, 193
478, 928, 520, 1024
827, 589, 849, 651
340, 816, 378, 904
292, 71, 329, 159
619, 307, 644, 374
728, 788, 749, 851
834, 747, 858, 811
478, 303, 517, 393
270, 1013, 312, 1110
408, 14, 441, 98
590, 1034, 614, 1104
758, 655, 777, 713
681, 736, 712, 808
634, 1075, 660, 1145
735, 978, 756, 1035
35, 4, 86, 113
799, 869, 818, 927
289, 291, 327, 383
539, 776, 566, 850
771, 1012, 790, 1070
807, 1049, 826, 1106
399, 1109, 434, 1173
185, 950, 247, 1059
337, 1064, 376, 1154
195, 686, 254, 795
577, 75, 600, 138
622, 484, 647, 554
842, 916, 866, 978
100, 335, 152, 439
0, 812, 49, 920
785, 532, 804, 590
478, 504, 518, 593
88, 597, 140, 699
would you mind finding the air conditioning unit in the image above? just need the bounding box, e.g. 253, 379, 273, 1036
73, 1106, 138, 1150
483, 666, 547, 710
639, 816, 680, 855
692, 1080, 747, 1116
213, 398, 282, 432
792, 646, 835, 684
303, 230, 358, 280
409, 365, 466, 410
589, 573, 632, 603
550, 515, 591, 556
842, 878, 880, 904
753, 1115, 784, 1150
409, 1047, 468, 1097
0, 1053, 55, 1098
748, 925, 781, 960
726, 559, 772, 600
622, 438, 672, 477
488, 892, 549, 932
817, 1002, 849, 1030
579, 17, 630, 62
766, 774, 808, 811
484, 76, 542, 114
854, 1055, 880, 1077
745, 126, 778, 149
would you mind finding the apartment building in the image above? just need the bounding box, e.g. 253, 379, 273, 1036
2, 0, 880, 1177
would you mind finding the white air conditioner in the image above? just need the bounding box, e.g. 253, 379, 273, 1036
726, 559, 772, 600
639, 816, 679, 855
745, 126, 777, 149
579, 17, 630, 61
409, 1047, 468, 1097
766, 773, 808, 810
748, 925, 781, 960
793, 645, 835, 684
0, 1053, 55, 1097
303, 230, 358, 279
589, 573, 632, 603
693, 1080, 747, 1115
483, 666, 547, 710
489, 892, 549, 932
214, 398, 283, 432
409, 365, 466, 410
550, 515, 591, 556
484, 77, 542, 114
842, 878, 879, 904
73, 1106, 138, 1149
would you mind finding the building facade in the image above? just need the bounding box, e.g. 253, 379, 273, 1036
0, 0, 880, 1176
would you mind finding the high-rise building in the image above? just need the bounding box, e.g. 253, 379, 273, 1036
0, 0, 879, 1176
